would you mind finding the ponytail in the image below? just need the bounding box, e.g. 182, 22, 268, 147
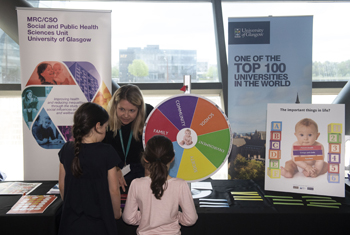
71, 102, 109, 178
143, 135, 175, 200
149, 159, 169, 199
71, 130, 83, 177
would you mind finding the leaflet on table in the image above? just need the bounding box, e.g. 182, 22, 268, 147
199, 199, 229, 208
199, 205, 230, 208
7, 195, 57, 214
264, 104, 345, 197
191, 190, 212, 199
191, 182, 213, 199
199, 198, 230, 208
46, 183, 60, 194
191, 182, 213, 190
0, 182, 41, 195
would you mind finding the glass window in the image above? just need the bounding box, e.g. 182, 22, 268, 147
0, 94, 23, 180
222, 2, 350, 82
0, 30, 21, 83
34, 1, 219, 83
312, 95, 337, 104
345, 137, 350, 178
0, 1, 39, 84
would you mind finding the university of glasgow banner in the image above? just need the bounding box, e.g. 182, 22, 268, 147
227, 16, 313, 180
17, 8, 112, 180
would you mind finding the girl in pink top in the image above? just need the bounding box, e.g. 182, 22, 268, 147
122, 135, 198, 234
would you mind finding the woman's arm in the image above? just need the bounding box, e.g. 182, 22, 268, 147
116, 167, 127, 192
58, 163, 65, 200
108, 166, 122, 219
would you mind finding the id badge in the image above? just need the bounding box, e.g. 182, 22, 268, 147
121, 164, 131, 176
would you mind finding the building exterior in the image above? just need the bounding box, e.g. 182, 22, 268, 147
68, 62, 99, 102
231, 130, 267, 162
196, 61, 208, 79
119, 45, 197, 83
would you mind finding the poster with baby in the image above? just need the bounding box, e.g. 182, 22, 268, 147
265, 103, 345, 197
17, 8, 112, 180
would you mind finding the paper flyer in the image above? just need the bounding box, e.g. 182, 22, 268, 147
0, 182, 41, 195
227, 16, 313, 180
7, 195, 57, 214
265, 104, 345, 197
17, 8, 112, 180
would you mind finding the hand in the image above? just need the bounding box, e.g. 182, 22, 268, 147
303, 165, 315, 177
310, 171, 317, 178
116, 168, 127, 192
310, 166, 319, 178
115, 208, 122, 220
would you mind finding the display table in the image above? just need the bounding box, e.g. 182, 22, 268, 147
118, 179, 350, 235
0, 181, 62, 235
1, 180, 349, 235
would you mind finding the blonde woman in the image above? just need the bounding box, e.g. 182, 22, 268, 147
104, 84, 153, 192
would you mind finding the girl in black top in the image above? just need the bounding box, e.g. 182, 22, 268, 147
58, 102, 122, 235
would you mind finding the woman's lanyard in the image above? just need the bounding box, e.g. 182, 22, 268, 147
119, 129, 133, 165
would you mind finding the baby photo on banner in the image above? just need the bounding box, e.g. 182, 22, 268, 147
17, 8, 112, 180
265, 103, 345, 197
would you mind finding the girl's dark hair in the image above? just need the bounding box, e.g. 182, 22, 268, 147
143, 135, 175, 199
24, 89, 33, 101
37, 63, 49, 83
71, 102, 109, 178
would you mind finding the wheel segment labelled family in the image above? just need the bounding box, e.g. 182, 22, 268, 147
143, 94, 232, 182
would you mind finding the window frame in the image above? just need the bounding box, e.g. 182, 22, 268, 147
3, 0, 347, 110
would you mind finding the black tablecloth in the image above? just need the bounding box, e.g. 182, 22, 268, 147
118, 179, 350, 235
0, 181, 62, 235
2, 180, 350, 235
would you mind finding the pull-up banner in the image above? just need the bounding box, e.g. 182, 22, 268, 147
227, 16, 313, 180
17, 8, 112, 180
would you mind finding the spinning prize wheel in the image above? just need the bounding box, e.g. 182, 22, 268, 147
143, 94, 232, 182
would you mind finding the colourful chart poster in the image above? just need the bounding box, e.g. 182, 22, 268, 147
0, 182, 41, 195
265, 104, 345, 197
7, 195, 57, 214
17, 8, 112, 180
143, 94, 232, 182
227, 16, 312, 180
